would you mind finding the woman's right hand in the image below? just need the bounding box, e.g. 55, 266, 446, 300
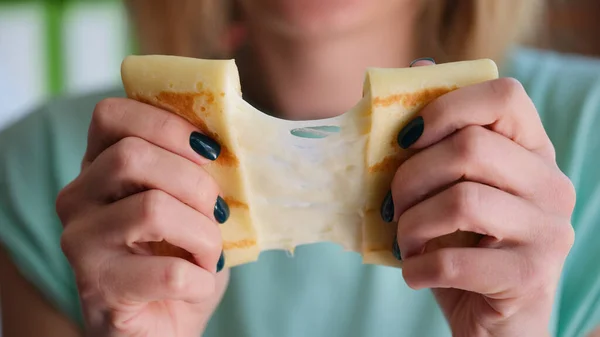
56, 98, 230, 337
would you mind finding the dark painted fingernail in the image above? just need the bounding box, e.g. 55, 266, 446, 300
214, 196, 230, 224
380, 190, 394, 223
392, 236, 402, 261
216, 251, 225, 272
397, 116, 424, 149
409, 57, 435, 67
190, 131, 220, 161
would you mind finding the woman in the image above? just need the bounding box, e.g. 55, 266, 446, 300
1, 0, 600, 336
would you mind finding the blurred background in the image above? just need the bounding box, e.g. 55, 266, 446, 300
1, 0, 600, 130
0, 0, 599, 334
0, 0, 131, 129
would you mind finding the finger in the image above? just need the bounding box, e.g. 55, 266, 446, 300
82, 136, 227, 222
400, 77, 555, 160
56, 178, 94, 226
391, 126, 565, 219
402, 247, 526, 296
101, 190, 222, 271
83, 98, 221, 168
409, 57, 435, 67
100, 255, 216, 304
396, 182, 545, 259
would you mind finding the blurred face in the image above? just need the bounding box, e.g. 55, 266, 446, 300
239, 0, 415, 38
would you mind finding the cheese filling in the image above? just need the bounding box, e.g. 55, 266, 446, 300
231, 95, 371, 253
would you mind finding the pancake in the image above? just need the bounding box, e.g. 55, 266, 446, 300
121, 56, 498, 268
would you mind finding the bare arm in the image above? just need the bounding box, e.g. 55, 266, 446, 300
0, 247, 81, 337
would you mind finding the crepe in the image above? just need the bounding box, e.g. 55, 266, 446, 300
121, 56, 498, 268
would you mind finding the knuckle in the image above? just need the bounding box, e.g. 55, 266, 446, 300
55, 183, 74, 223
162, 261, 192, 295
55, 178, 85, 224
552, 222, 576, 254
138, 190, 170, 226
429, 250, 461, 285
542, 143, 557, 161
451, 126, 484, 163
561, 225, 576, 252
91, 98, 126, 132
449, 182, 480, 219
55, 189, 68, 216
59, 229, 75, 261
554, 172, 577, 214
60, 224, 84, 263
401, 268, 419, 289
490, 77, 525, 106
110, 137, 150, 175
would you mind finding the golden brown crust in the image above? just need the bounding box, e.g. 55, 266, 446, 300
372, 86, 458, 108
134, 90, 239, 167
223, 197, 249, 209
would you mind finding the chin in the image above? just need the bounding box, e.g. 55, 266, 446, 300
240, 0, 406, 38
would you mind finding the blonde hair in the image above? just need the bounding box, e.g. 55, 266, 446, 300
126, 0, 543, 63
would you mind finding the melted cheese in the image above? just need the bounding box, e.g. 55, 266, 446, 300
121, 56, 499, 268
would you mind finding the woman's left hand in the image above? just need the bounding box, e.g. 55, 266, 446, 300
385, 60, 576, 337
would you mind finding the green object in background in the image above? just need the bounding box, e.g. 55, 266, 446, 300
0, 0, 135, 98
45, 0, 64, 95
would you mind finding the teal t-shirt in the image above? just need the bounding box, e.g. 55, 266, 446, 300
1, 47, 600, 337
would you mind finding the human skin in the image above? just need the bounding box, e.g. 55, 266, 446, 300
55, 1, 577, 336
388, 60, 575, 337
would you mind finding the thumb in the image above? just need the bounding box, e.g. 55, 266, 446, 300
409, 57, 436, 67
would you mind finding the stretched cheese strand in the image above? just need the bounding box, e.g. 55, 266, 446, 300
121, 56, 498, 268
